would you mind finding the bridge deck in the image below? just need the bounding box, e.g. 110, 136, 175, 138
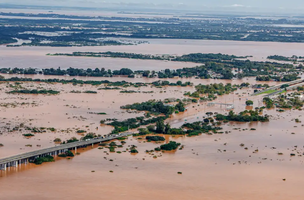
0, 132, 131, 166
252, 79, 304, 96
207, 103, 233, 106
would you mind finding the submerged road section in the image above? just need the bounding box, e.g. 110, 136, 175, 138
252, 79, 304, 96
0, 132, 132, 170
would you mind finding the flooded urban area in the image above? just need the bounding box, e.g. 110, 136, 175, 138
1, 4, 304, 200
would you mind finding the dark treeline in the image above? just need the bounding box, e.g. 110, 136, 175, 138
268, 55, 296, 62
185, 83, 249, 100
31, 155, 54, 165
182, 121, 223, 136
7, 89, 60, 95
52, 52, 250, 62
0, 76, 146, 86
121, 100, 185, 116
0, 67, 133, 77
267, 55, 304, 62
108, 99, 186, 134
49, 52, 296, 79
135, 117, 223, 137
256, 74, 300, 82
215, 110, 269, 122
108, 116, 168, 134
159, 141, 181, 151
152, 120, 223, 137
0, 53, 295, 80
0, 76, 192, 88
146, 136, 165, 142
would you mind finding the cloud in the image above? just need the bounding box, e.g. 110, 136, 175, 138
230, 4, 245, 7
223, 4, 252, 8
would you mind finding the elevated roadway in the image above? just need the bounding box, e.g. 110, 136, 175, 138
0, 132, 131, 170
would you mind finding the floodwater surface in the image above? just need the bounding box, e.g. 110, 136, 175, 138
1, 39, 304, 70
1, 107, 304, 200
0, 78, 304, 200
1, 26, 304, 199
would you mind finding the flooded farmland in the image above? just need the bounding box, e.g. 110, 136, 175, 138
0, 75, 304, 200
1, 103, 304, 200
1, 13, 304, 199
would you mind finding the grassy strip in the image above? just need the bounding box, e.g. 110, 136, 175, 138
257, 89, 277, 95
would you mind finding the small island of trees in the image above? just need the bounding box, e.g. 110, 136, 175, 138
215, 110, 269, 122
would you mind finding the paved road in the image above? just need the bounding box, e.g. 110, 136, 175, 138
252, 79, 303, 96
0, 132, 132, 166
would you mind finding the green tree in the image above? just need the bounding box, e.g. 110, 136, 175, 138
156, 119, 165, 133
246, 100, 254, 106
164, 123, 171, 134
175, 101, 185, 112
228, 111, 235, 117
138, 128, 149, 135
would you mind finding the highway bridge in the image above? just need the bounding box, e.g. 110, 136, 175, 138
0, 132, 131, 171
264, 90, 283, 98
261, 81, 304, 98
252, 79, 304, 96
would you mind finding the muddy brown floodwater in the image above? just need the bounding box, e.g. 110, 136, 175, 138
2, 38, 304, 70
1, 108, 304, 200
0, 77, 304, 200
0, 80, 195, 158
1, 33, 304, 199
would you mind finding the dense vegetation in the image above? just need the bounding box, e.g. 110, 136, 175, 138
159, 141, 181, 151
267, 55, 302, 62
51, 52, 250, 62
181, 121, 223, 136
23, 133, 35, 137
0, 76, 192, 88
145, 118, 222, 136
31, 155, 54, 165
0, 53, 296, 80
256, 74, 300, 82
121, 100, 185, 116
108, 116, 168, 134
61, 137, 79, 144
109, 99, 188, 134
7, 89, 60, 95
274, 95, 304, 109
185, 83, 249, 100
246, 100, 254, 106
263, 97, 274, 109
215, 110, 269, 122
58, 151, 75, 157
130, 149, 139, 153
47, 52, 297, 79
146, 136, 165, 142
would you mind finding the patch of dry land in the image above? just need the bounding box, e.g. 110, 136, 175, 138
0, 75, 304, 200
